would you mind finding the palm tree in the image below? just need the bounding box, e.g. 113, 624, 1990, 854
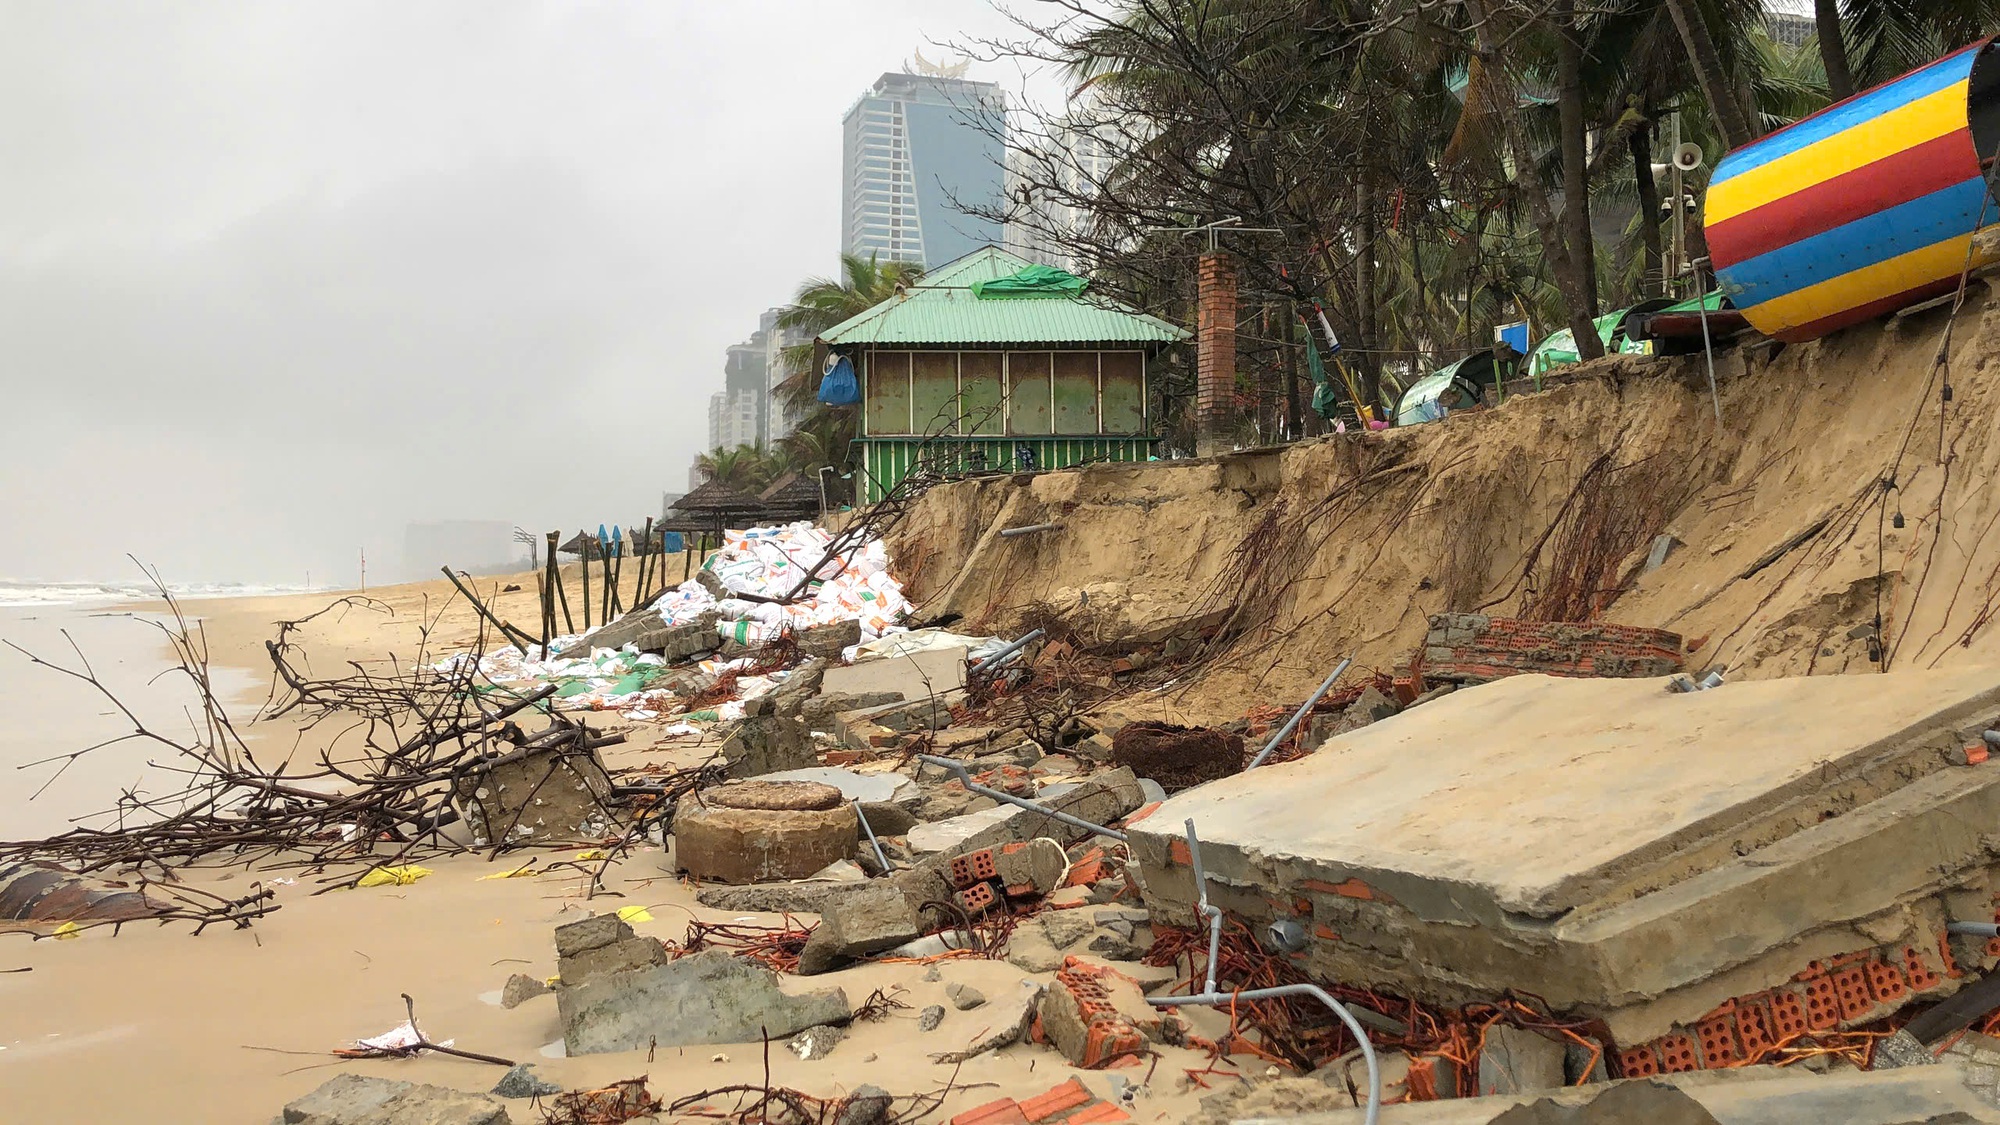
771, 253, 925, 413
693, 445, 766, 491
1819, 0, 2000, 98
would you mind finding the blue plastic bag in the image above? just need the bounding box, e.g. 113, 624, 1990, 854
818, 354, 860, 406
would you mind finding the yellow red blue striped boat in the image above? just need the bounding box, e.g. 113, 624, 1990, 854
1706, 38, 2000, 342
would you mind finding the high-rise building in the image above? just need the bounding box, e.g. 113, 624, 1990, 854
707, 334, 767, 453
841, 69, 1006, 268
1006, 114, 1123, 272
759, 306, 814, 442
1762, 0, 1813, 47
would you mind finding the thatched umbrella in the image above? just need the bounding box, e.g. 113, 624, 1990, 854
756, 472, 823, 523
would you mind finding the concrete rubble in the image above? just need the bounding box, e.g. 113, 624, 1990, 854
275, 1074, 512, 1125
1133, 667, 2000, 1076
558, 946, 850, 1054
425, 512, 2000, 1124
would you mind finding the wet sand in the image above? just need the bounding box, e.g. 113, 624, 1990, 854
0, 573, 1230, 1124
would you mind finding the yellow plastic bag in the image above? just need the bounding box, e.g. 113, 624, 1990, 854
616, 905, 654, 924
357, 864, 433, 888
477, 862, 538, 881
52, 922, 80, 940
575, 849, 609, 861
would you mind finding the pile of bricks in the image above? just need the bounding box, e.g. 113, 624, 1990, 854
950, 1078, 1131, 1125
949, 840, 1067, 918
1037, 958, 1151, 1069
1615, 939, 1956, 1076
1422, 613, 1684, 685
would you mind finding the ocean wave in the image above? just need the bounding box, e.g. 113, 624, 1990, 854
0, 580, 313, 608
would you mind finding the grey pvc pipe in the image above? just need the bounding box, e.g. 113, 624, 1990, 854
854, 799, 892, 874
1149, 985, 1380, 1125
1247, 657, 1354, 769
967, 628, 1046, 673
1164, 814, 1381, 1125
1949, 921, 2000, 937
1184, 819, 1223, 995
915, 753, 1127, 842
998, 522, 1060, 537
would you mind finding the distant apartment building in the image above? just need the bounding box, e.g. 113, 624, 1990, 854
707, 334, 767, 453
841, 69, 1006, 268
1762, 0, 1814, 47
759, 306, 814, 442
1005, 115, 1122, 272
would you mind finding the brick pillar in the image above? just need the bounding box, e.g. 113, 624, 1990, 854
1196, 250, 1238, 457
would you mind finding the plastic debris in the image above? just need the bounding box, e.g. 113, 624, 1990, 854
356, 864, 433, 888
615, 905, 654, 924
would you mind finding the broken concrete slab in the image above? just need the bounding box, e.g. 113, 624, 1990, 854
558, 949, 850, 1055
555, 913, 632, 958
1133, 668, 2000, 1045
787, 1023, 844, 1060
674, 780, 858, 884
1477, 1026, 1568, 1096
795, 881, 921, 975
757, 767, 914, 804
1242, 1067, 2000, 1124
946, 982, 986, 1010
451, 744, 618, 848
801, 691, 906, 726
279, 1074, 513, 1125
822, 645, 967, 699
797, 619, 862, 659
908, 804, 1023, 854
719, 715, 819, 779
559, 932, 668, 988
490, 1065, 561, 1100
282, 1075, 414, 1125
500, 972, 550, 1009
695, 880, 858, 915
928, 980, 1044, 1063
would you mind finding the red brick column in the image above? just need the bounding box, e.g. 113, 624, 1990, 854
1196, 250, 1237, 456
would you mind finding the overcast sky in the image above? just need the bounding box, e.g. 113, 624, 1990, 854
0, 1, 1048, 587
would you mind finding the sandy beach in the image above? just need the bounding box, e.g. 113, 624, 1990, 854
0, 571, 1228, 1125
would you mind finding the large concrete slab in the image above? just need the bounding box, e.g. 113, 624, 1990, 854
1133, 669, 2000, 1043
1145, 670, 2000, 919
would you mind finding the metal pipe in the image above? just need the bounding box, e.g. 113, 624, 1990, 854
999, 522, 1060, 537
854, 800, 892, 874
1949, 921, 2000, 937
1247, 657, 1354, 768
967, 628, 1046, 674
1184, 818, 1223, 995
915, 753, 1127, 842
1149, 985, 1380, 1125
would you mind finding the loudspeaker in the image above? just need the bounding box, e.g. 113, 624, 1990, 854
1673, 142, 1705, 172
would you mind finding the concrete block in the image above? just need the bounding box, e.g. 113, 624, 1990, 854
452, 744, 618, 847
1476, 1026, 1567, 1096
558, 935, 669, 988
822, 646, 968, 699
796, 881, 922, 975
282, 1075, 414, 1125
558, 949, 849, 1055
720, 715, 819, 778
674, 781, 858, 884
555, 913, 633, 957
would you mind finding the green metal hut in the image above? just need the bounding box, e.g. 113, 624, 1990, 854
818, 246, 1189, 502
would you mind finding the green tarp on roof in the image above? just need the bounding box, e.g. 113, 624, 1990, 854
971, 264, 1090, 300
819, 246, 1188, 346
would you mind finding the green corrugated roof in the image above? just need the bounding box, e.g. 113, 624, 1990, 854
820, 246, 1191, 346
